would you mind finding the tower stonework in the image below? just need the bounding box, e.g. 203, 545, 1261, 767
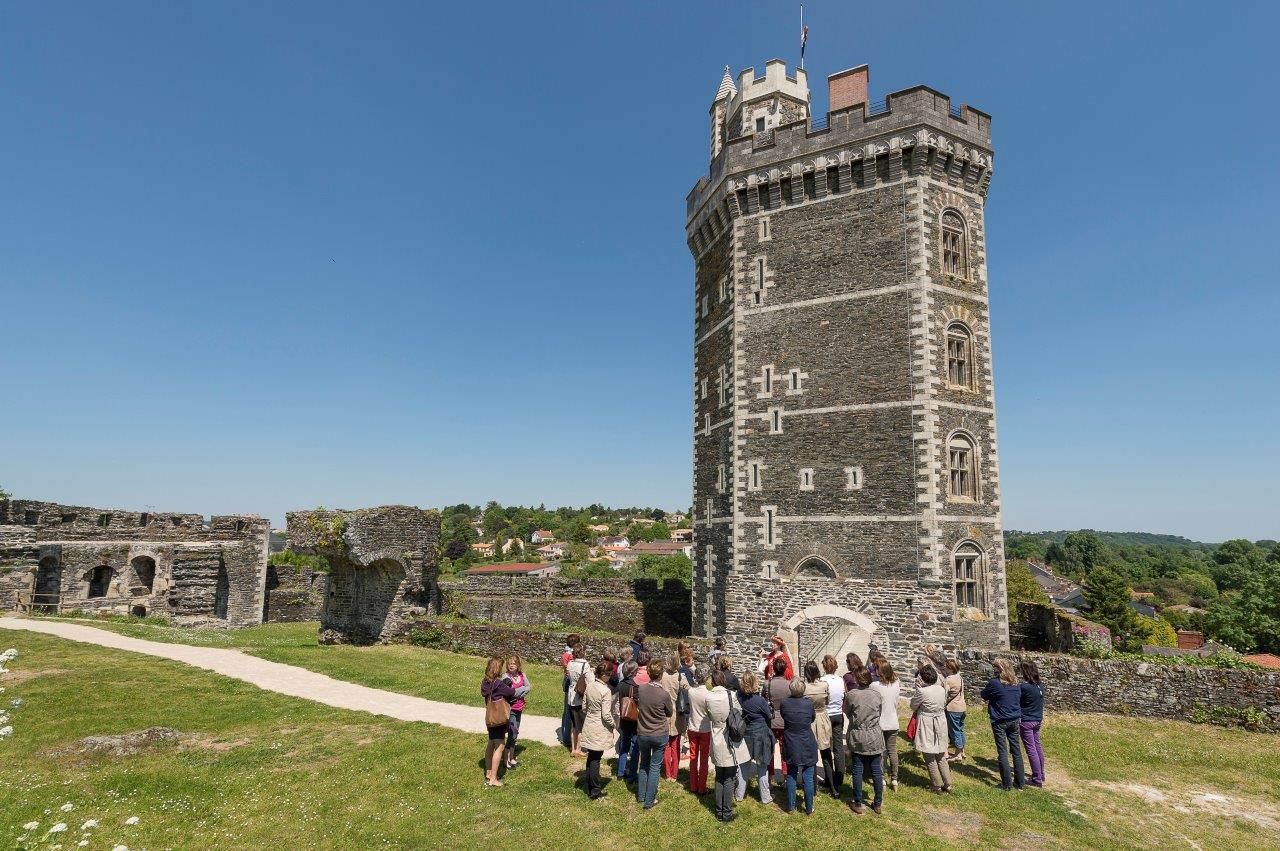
687, 61, 1008, 673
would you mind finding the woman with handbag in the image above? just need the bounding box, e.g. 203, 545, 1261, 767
480, 657, 516, 788
613, 660, 641, 781
705, 669, 751, 822
566, 645, 592, 758
801, 661, 836, 797
580, 660, 617, 800
911, 666, 952, 793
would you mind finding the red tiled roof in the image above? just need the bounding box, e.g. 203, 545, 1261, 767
1243, 653, 1280, 671
631, 541, 686, 554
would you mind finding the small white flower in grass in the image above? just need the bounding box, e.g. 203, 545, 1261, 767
48, 822, 68, 833
79, 841, 89, 848
61, 803, 75, 811
124, 816, 139, 825
11, 698, 22, 707
80, 819, 99, 830
22, 821, 39, 831
0, 725, 14, 738
113, 846, 130, 851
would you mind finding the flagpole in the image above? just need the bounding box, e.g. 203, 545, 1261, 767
799, 4, 805, 69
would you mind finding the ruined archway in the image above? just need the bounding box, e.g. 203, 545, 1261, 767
779, 603, 880, 673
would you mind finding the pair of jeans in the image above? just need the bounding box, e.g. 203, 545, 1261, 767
687, 730, 711, 793
743, 726, 774, 804
615, 724, 636, 779
991, 719, 1026, 789
662, 734, 681, 780
881, 729, 900, 781
636, 734, 667, 807
714, 765, 738, 819
785, 762, 816, 814
851, 753, 883, 807
505, 709, 522, 754
585, 749, 604, 797
946, 710, 967, 750
558, 676, 572, 748
828, 714, 846, 790
1019, 720, 1045, 785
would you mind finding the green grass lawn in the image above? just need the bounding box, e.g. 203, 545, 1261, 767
3, 622, 1279, 849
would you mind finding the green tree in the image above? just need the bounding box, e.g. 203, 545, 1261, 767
1213, 539, 1258, 566
1005, 559, 1050, 611
1270, 542, 1280, 564
1204, 560, 1280, 653
1133, 614, 1178, 648
1005, 536, 1047, 562
0, 484, 9, 499
1084, 567, 1137, 648
481, 501, 507, 538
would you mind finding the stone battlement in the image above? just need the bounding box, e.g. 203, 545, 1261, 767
1, 498, 268, 543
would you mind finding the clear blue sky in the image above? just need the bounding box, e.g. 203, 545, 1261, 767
2, 2, 1276, 541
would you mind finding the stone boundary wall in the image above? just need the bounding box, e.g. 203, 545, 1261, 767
263, 563, 327, 623
443, 576, 691, 637
1009, 602, 1111, 654
959, 650, 1280, 732
393, 617, 714, 669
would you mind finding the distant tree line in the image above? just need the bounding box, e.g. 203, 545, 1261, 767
1005, 530, 1280, 654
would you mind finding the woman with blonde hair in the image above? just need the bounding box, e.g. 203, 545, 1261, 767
736, 672, 774, 805
502, 655, 531, 770
660, 653, 684, 780
943, 658, 967, 762
480, 657, 516, 787
980, 657, 1025, 790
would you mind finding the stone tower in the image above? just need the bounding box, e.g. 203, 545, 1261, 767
687, 61, 1008, 673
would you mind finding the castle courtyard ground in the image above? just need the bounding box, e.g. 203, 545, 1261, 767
1, 619, 1277, 850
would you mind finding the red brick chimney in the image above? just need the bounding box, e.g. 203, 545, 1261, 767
1177, 630, 1204, 651
828, 65, 869, 113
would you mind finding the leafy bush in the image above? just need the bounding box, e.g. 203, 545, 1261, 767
268, 550, 331, 574
1189, 705, 1271, 732
407, 628, 446, 648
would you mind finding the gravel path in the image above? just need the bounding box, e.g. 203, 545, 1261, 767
0, 617, 561, 746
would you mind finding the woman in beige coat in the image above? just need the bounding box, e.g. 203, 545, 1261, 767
579, 661, 617, 800
802, 661, 836, 796
660, 653, 684, 780
705, 670, 751, 822
910, 666, 951, 793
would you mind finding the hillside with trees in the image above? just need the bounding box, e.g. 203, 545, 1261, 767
1005, 529, 1280, 654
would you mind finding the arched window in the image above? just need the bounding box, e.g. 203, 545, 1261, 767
953, 543, 984, 613
948, 433, 978, 499
941, 210, 967, 278
946, 323, 975, 389
132, 556, 156, 592
794, 557, 836, 579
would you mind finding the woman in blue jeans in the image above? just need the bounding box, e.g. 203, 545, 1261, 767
980, 658, 1025, 790
613, 661, 639, 779
634, 660, 673, 809
778, 678, 819, 814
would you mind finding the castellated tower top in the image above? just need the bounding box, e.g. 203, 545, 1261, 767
709, 60, 810, 159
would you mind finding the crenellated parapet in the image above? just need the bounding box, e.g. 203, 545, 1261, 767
687, 76, 993, 257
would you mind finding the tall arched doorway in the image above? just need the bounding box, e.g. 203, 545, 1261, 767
779, 603, 879, 672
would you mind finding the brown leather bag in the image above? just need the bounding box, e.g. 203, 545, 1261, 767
485, 684, 511, 727
620, 684, 640, 722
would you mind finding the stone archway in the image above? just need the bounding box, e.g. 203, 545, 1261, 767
779, 604, 879, 673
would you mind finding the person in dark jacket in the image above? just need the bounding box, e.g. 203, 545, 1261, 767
767, 656, 791, 783
480, 657, 516, 787
980, 658, 1026, 790
613, 660, 640, 781
779, 678, 818, 814
736, 672, 774, 805
628, 631, 647, 660
1018, 660, 1046, 787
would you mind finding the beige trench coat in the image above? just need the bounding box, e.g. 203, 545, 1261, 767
579, 679, 617, 753
804, 680, 833, 751
909, 681, 950, 755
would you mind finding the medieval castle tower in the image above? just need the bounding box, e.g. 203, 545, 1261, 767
687, 61, 1008, 670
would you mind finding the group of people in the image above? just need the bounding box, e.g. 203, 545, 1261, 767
478, 631, 1048, 819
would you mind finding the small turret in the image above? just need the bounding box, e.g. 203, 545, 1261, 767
709, 66, 737, 159
709, 60, 810, 162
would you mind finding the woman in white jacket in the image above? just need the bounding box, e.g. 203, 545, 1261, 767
705, 669, 751, 823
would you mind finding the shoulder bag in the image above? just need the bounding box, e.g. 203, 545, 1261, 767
573, 660, 590, 697
485, 683, 511, 728
726, 692, 746, 743
620, 683, 640, 722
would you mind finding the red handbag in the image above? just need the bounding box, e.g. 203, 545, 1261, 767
906, 712, 918, 740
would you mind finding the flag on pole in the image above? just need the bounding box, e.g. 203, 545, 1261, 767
801, 23, 808, 62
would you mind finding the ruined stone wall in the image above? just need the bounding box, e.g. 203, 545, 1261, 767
444, 576, 691, 637
959, 650, 1280, 732
392, 617, 714, 668
287, 505, 440, 644
0, 498, 268, 626
263, 563, 328, 623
